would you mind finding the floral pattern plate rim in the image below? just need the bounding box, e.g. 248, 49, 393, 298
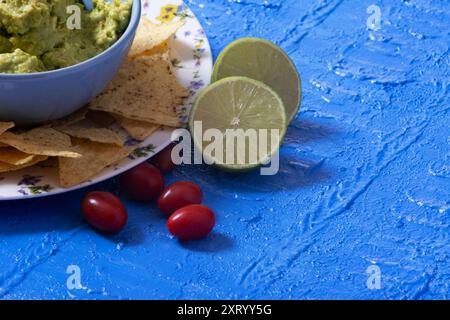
0, 0, 212, 201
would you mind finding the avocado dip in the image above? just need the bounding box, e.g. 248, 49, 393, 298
0, 0, 132, 74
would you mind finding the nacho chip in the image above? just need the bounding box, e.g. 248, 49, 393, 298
113, 114, 160, 141
0, 148, 39, 166
89, 54, 187, 127
133, 42, 169, 59
55, 119, 124, 146
0, 122, 14, 135
128, 18, 184, 58
0, 127, 80, 158
0, 156, 48, 173
48, 107, 89, 127
58, 141, 133, 188
86, 111, 116, 127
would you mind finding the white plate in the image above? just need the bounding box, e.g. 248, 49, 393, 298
0, 0, 212, 201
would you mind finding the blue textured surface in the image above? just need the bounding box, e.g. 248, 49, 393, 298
0, 0, 449, 300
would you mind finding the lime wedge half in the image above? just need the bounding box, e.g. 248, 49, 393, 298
189, 77, 287, 172
212, 38, 302, 123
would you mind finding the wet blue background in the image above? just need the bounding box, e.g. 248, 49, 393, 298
0, 0, 449, 300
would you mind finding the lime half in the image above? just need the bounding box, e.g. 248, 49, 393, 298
189, 77, 287, 172
212, 38, 302, 123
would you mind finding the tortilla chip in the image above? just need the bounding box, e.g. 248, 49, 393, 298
86, 111, 116, 127
48, 107, 89, 127
0, 122, 14, 135
0, 148, 40, 166
113, 114, 160, 141
89, 54, 187, 127
0, 156, 48, 173
133, 42, 169, 59
128, 18, 184, 58
55, 119, 124, 146
58, 141, 133, 188
0, 127, 80, 158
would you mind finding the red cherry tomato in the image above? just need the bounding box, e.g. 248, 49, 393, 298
167, 205, 215, 240
152, 143, 177, 173
120, 163, 165, 202
157, 181, 203, 216
81, 192, 128, 233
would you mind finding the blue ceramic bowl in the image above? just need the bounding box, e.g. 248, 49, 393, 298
0, 0, 141, 126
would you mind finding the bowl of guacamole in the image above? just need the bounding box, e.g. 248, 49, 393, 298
0, 0, 141, 125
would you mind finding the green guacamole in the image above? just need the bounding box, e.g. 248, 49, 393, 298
0, 0, 132, 74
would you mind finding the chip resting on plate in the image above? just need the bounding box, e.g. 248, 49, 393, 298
89, 53, 188, 127
0, 122, 14, 135
128, 17, 185, 58
0, 148, 41, 166
58, 141, 133, 188
0, 156, 48, 173
0, 127, 81, 158
112, 114, 160, 141
49, 107, 89, 127
55, 119, 124, 147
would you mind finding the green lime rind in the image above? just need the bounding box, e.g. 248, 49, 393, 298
189, 76, 287, 172
212, 37, 302, 124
